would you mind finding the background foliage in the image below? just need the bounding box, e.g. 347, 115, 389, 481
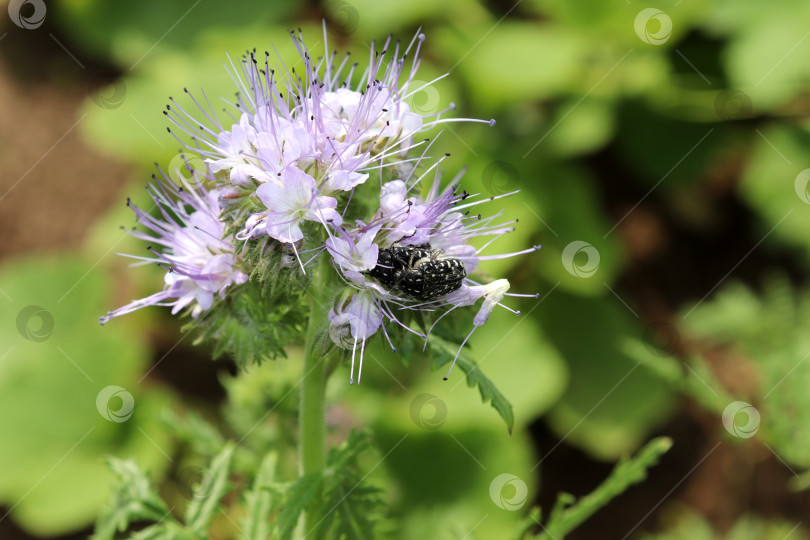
1, 0, 810, 538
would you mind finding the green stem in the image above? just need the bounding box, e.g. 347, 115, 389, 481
299, 256, 332, 531
300, 304, 327, 478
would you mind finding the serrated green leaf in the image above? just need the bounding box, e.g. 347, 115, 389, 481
126, 527, 171, 540
161, 409, 226, 461
242, 452, 279, 540
277, 474, 325, 540
190, 279, 308, 369
127, 521, 200, 540
184, 443, 235, 534
328, 430, 374, 469
682, 275, 810, 470
92, 459, 171, 540
309, 431, 383, 540
428, 334, 515, 433
125, 524, 174, 540
533, 437, 672, 540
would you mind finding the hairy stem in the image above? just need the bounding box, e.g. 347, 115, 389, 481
299, 255, 332, 533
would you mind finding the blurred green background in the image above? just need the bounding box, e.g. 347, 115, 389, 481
2, 0, 810, 538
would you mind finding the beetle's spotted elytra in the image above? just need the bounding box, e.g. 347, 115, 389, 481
368, 243, 467, 301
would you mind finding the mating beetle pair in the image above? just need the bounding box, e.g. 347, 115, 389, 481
368, 244, 467, 301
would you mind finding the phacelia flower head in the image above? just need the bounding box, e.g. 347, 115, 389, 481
99, 164, 248, 325
163, 25, 493, 265
102, 25, 534, 384
327, 167, 541, 383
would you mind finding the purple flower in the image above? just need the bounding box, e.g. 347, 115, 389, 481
206, 113, 266, 186
329, 290, 384, 384
326, 173, 540, 382
164, 27, 493, 245
324, 225, 381, 285
99, 170, 247, 325
238, 166, 342, 243
103, 27, 524, 386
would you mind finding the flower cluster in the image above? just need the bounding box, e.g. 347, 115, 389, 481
102, 27, 538, 382
326, 175, 540, 382
99, 168, 248, 325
